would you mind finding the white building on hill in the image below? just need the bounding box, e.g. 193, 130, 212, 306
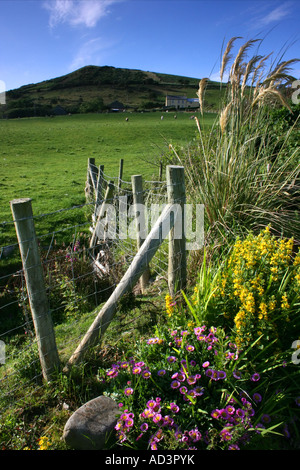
165, 95, 199, 109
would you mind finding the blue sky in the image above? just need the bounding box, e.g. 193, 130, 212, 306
1, 0, 299, 91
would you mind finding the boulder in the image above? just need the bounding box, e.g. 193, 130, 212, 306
63, 395, 121, 450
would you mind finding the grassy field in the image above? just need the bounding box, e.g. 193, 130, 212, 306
0, 111, 215, 236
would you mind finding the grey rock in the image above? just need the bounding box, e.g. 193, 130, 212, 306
63, 395, 121, 450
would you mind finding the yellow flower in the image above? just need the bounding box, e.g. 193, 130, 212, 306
165, 294, 174, 317
38, 436, 51, 450
281, 293, 290, 310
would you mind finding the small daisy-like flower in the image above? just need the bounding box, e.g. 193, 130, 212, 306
140, 423, 148, 432
167, 356, 177, 363
211, 409, 220, 419
228, 444, 240, 450
219, 409, 229, 420
295, 397, 300, 406
220, 428, 232, 442
235, 408, 245, 419
132, 366, 142, 374
253, 392, 262, 403
124, 387, 134, 396
157, 369, 166, 376
153, 413, 162, 424
233, 370, 242, 379
261, 414, 271, 424
189, 428, 202, 442
171, 380, 180, 389
142, 370, 151, 379
170, 402, 180, 413
251, 372, 261, 382
147, 399, 157, 408
226, 405, 235, 415
218, 370, 226, 380
186, 344, 194, 352
202, 361, 210, 368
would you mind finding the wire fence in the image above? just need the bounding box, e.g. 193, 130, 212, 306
0, 159, 187, 416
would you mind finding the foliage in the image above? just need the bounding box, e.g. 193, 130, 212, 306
97, 234, 300, 450
162, 38, 300, 246
206, 227, 300, 353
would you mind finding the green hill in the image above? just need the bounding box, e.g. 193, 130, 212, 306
2, 65, 225, 118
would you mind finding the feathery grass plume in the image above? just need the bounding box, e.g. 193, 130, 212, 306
252, 86, 292, 111
229, 39, 261, 86
241, 55, 263, 97
197, 78, 208, 115
220, 36, 241, 83
219, 102, 232, 134
251, 53, 273, 88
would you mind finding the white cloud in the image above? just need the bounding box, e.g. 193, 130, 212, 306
250, 1, 293, 29
44, 0, 119, 28
259, 3, 292, 25
70, 36, 116, 70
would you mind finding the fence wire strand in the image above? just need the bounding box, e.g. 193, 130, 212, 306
0, 162, 188, 418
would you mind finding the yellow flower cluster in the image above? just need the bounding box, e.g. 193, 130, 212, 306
38, 436, 51, 450
214, 227, 299, 350
165, 294, 174, 317
191, 286, 199, 306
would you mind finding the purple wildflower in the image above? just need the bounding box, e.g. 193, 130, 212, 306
167, 356, 177, 363
253, 393, 262, 403
251, 372, 261, 382
142, 369, 151, 379
171, 380, 180, 389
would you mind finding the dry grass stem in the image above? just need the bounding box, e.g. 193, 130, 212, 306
197, 78, 209, 115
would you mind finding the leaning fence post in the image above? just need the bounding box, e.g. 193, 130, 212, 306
166, 165, 187, 297
93, 164, 104, 223
118, 159, 124, 192
10, 198, 60, 382
90, 181, 115, 249
131, 175, 150, 293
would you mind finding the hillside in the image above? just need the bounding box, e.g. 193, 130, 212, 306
2, 65, 225, 118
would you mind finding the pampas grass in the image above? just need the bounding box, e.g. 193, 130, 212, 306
167, 37, 300, 247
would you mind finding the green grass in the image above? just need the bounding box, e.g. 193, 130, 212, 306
0, 112, 215, 239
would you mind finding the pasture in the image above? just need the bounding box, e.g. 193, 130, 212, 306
0, 111, 214, 244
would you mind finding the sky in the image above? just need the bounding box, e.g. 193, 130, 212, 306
0, 0, 299, 92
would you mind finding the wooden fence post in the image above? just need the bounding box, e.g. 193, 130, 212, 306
10, 198, 60, 382
166, 165, 186, 297
90, 181, 115, 249
93, 164, 104, 223
118, 159, 124, 192
131, 175, 150, 293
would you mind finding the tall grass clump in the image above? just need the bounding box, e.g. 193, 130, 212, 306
167, 37, 299, 246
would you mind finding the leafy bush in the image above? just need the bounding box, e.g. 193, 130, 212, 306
201, 227, 300, 353
96, 228, 300, 450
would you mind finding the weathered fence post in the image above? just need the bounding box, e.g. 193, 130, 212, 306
166, 165, 186, 297
131, 175, 150, 293
90, 181, 115, 248
118, 159, 124, 192
93, 164, 104, 223
10, 198, 60, 382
